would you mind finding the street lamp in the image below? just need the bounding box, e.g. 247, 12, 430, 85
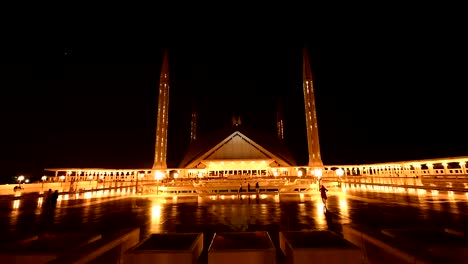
41, 176, 47, 191
336, 168, 344, 187
60, 175, 65, 186
155, 171, 164, 195
314, 169, 322, 188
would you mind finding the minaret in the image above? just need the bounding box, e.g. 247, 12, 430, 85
276, 97, 284, 140
231, 114, 242, 127
153, 49, 170, 169
302, 47, 323, 168
190, 102, 198, 142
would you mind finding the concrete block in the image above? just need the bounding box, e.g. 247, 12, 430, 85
208, 232, 276, 264
279, 230, 361, 264
125, 233, 203, 264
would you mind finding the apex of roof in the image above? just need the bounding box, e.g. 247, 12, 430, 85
179, 126, 297, 168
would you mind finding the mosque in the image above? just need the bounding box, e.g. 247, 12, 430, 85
45, 48, 468, 184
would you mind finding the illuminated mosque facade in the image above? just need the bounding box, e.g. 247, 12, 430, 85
45, 48, 468, 183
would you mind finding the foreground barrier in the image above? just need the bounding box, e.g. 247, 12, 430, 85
208, 232, 276, 264
49, 228, 140, 264
0, 232, 103, 264
279, 230, 361, 264
342, 224, 432, 264
124, 233, 203, 264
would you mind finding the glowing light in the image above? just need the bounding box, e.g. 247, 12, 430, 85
13, 200, 20, 209
336, 168, 344, 177
260, 194, 267, 199
314, 169, 322, 178
298, 170, 303, 177
60, 175, 65, 181
41, 176, 47, 181
155, 171, 164, 180
173, 172, 179, 179
151, 204, 162, 233
18, 175, 24, 181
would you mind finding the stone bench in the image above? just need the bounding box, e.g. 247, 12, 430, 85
124, 233, 203, 264
279, 230, 361, 264
343, 224, 439, 264
0, 232, 103, 264
49, 227, 140, 264
208, 232, 276, 264
381, 227, 468, 264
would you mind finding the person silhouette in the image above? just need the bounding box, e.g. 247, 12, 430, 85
319, 185, 328, 207
45, 189, 53, 207
50, 190, 59, 207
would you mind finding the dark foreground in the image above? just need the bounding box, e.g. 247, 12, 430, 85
1, 185, 467, 263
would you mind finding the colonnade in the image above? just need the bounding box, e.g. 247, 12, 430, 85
44, 156, 468, 183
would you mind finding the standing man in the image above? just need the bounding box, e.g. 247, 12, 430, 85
319, 185, 328, 207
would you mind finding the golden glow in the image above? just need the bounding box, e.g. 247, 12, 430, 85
335, 168, 344, 177
338, 195, 349, 220
260, 194, 267, 199
155, 171, 164, 181
314, 200, 326, 228
203, 159, 273, 170
151, 204, 162, 233
13, 200, 20, 209
314, 169, 322, 178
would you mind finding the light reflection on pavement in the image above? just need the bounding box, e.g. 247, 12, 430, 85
1, 186, 467, 244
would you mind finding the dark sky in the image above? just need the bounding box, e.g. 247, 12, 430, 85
1, 4, 466, 182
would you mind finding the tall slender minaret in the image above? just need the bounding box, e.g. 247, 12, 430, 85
190, 102, 198, 142
276, 97, 284, 140
303, 47, 323, 168
153, 49, 170, 169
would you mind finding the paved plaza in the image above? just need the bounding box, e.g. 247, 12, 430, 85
1, 185, 467, 263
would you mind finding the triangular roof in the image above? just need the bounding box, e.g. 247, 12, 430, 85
179, 126, 297, 169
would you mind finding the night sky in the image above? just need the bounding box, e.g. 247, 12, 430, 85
1, 5, 466, 182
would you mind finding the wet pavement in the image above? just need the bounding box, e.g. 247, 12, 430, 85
1, 185, 467, 262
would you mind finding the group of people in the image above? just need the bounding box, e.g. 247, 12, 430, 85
239, 182, 260, 195
44, 189, 59, 208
